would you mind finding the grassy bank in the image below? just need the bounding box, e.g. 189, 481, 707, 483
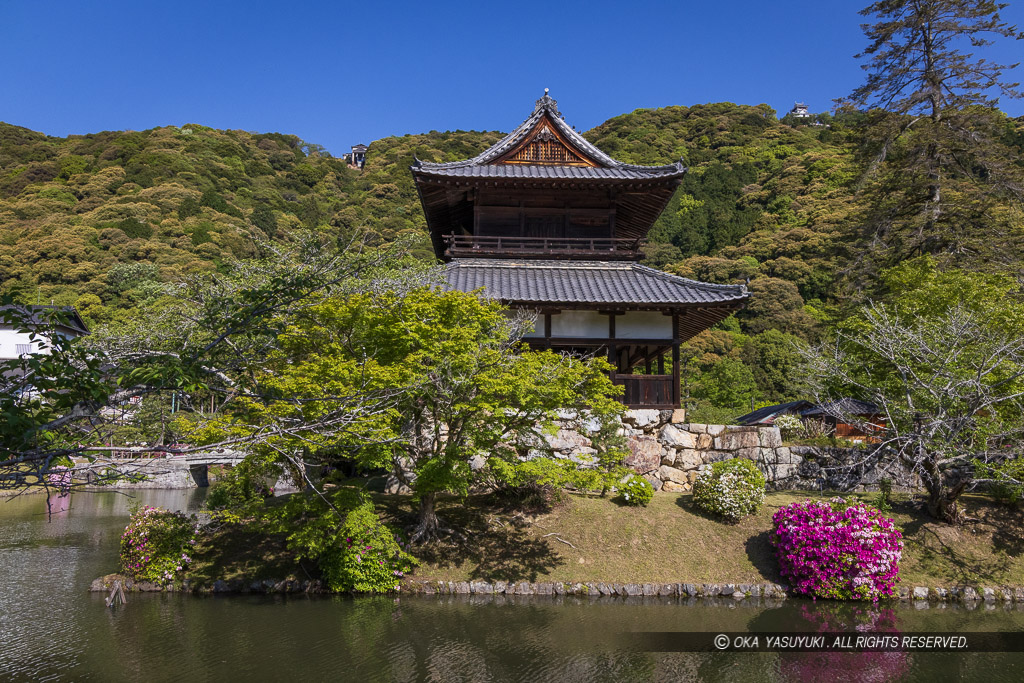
185, 490, 1024, 590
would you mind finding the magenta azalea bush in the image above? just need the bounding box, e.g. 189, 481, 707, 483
772, 499, 903, 601
120, 506, 199, 584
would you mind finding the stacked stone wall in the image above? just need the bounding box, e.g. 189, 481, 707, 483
541, 408, 920, 492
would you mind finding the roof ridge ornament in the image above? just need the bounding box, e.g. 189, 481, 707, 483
534, 88, 559, 115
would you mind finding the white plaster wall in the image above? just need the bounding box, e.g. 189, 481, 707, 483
0, 329, 47, 360
550, 310, 608, 338
616, 311, 673, 339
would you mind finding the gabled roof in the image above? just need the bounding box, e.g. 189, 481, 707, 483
411, 91, 686, 183
0, 305, 90, 336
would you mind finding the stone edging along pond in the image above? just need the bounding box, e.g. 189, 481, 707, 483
90, 574, 1024, 606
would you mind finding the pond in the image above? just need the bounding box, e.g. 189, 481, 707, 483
1, 489, 1023, 681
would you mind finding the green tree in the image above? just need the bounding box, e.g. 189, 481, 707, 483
846, 0, 1024, 268
805, 257, 1024, 523
246, 288, 623, 543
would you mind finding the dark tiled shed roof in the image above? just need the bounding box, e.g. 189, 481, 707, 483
0, 304, 90, 335
444, 259, 748, 307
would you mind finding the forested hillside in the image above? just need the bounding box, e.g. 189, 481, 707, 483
2, 102, 1021, 418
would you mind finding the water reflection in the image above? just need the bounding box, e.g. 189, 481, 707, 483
1, 491, 1023, 681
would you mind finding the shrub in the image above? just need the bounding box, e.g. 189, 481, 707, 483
618, 476, 653, 507
772, 499, 903, 601
320, 500, 418, 593
692, 458, 766, 521
773, 414, 803, 439
120, 506, 198, 584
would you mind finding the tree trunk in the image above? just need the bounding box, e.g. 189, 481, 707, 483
925, 486, 961, 524
411, 491, 439, 544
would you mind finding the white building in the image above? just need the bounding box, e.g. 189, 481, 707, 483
0, 305, 90, 360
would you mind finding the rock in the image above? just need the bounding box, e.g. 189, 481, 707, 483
703, 584, 721, 596
898, 586, 910, 600
704, 451, 733, 464
643, 474, 663, 491
715, 431, 760, 451
658, 465, 689, 485
688, 423, 707, 434
706, 425, 726, 437
514, 582, 534, 595
681, 583, 696, 597
962, 587, 979, 602
469, 455, 487, 471
660, 451, 677, 466
722, 584, 736, 595
642, 583, 657, 596
758, 427, 783, 448
454, 581, 471, 594
671, 409, 687, 424
675, 449, 702, 470
623, 409, 660, 428
687, 470, 698, 484
625, 436, 662, 473
660, 424, 696, 449
732, 591, 745, 599
624, 583, 643, 597
492, 580, 507, 594
536, 583, 553, 595
659, 583, 677, 597
774, 447, 801, 464
913, 586, 929, 600
1001, 588, 1013, 602
696, 434, 714, 450
662, 481, 686, 492
1015, 587, 1024, 603
553, 582, 565, 595
384, 475, 412, 495
983, 587, 996, 603
212, 580, 229, 593
548, 429, 592, 452
934, 587, 948, 601
737, 447, 760, 461
598, 583, 614, 596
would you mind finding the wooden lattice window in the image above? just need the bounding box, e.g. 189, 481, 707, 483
503, 128, 587, 165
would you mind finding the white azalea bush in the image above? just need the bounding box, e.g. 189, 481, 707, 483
618, 475, 653, 507
773, 414, 804, 439
692, 458, 767, 522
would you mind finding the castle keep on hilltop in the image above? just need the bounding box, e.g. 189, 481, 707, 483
410, 91, 749, 409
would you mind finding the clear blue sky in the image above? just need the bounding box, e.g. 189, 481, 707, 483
2, 0, 1023, 156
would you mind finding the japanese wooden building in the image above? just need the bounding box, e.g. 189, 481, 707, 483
411, 91, 749, 408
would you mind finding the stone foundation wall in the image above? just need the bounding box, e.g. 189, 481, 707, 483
543, 409, 919, 493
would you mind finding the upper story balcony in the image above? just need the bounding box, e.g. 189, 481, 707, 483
443, 235, 645, 261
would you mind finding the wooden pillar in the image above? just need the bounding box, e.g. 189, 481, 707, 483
672, 342, 681, 408
657, 351, 665, 374
644, 346, 652, 374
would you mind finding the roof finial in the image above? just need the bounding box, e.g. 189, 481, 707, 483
534, 88, 559, 115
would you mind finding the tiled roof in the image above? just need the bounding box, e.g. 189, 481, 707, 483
411, 163, 684, 181
443, 259, 749, 307
735, 401, 814, 425
411, 92, 685, 182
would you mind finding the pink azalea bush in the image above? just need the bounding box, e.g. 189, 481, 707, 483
120, 506, 199, 584
772, 498, 903, 601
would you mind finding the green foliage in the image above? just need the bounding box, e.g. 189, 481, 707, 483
975, 458, 1024, 506
692, 458, 767, 522
119, 505, 198, 583
874, 477, 893, 514
264, 489, 417, 593
618, 476, 653, 507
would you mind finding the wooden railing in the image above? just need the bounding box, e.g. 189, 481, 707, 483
612, 374, 677, 409
445, 235, 644, 260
